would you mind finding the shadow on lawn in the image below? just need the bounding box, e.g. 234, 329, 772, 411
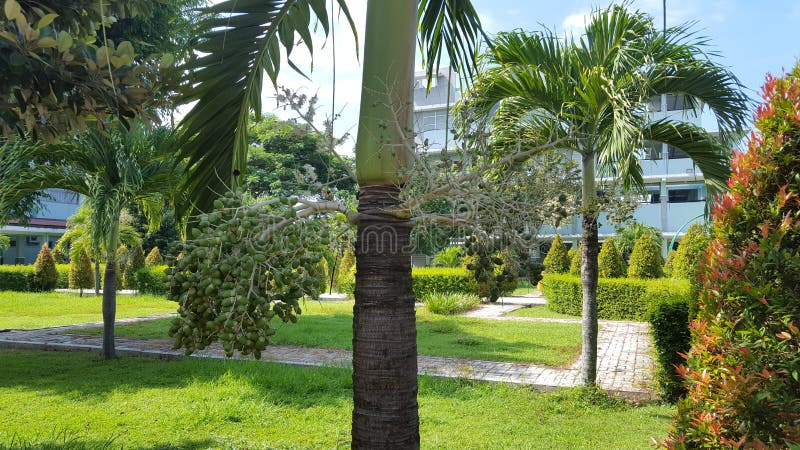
0, 349, 352, 408
0, 437, 216, 450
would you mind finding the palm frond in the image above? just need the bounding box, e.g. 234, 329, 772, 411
176, 0, 355, 218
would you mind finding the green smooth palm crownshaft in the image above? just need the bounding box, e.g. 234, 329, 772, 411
464, 5, 749, 384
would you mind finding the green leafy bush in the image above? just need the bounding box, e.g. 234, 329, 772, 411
115, 245, 128, 291
541, 274, 689, 321
144, 246, 163, 267
123, 244, 145, 289
135, 265, 168, 295
543, 234, 570, 274
627, 233, 663, 278
598, 238, 626, 278
649, 299, 691, 402
422, 291, 480, 315
568, 247, 581, 275
32, 243, 58, 291
68, 249, 94, 294
432, 246, 463, 267
411, 267, 475, 299
664, 69, 800, 448
520, 260, 545, 284
0, 265, 34, 291
56, 264, 70, 288
463, 237, 518, 302
667, 224, 709, 280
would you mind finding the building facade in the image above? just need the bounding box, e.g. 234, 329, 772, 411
412, 70, 708, 258
0, 189, 81, 264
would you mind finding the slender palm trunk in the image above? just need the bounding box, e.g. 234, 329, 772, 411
580, 152, 599, 384
352, 185, 418, 449
101, 220, 120, 360
351, 1, 418, 447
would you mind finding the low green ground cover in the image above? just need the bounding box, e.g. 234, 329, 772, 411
74, 300, 582, 366
0, 350, 674, 449
505, 305, 579, 320
0, 292, 176, 330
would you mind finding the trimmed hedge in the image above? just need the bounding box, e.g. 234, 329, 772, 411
0, 265, 35, 291
411, 267, 475, 299
540, 274, 690, 321
649, 299, 691, 402
135, 265, 168, 295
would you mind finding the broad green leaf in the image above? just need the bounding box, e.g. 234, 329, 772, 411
4, 0, 21, 21
36, 13, 58, 30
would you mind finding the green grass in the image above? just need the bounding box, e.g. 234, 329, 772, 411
505, 305, 580, 320
73, 300, 583, 366
0, 292, 177, 330
511, 279, 538, 296
0, 350, 674, 449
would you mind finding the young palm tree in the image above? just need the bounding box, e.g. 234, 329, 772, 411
174, 0, 484, 446
463, 5, 749, 384
0, 124, 178, 359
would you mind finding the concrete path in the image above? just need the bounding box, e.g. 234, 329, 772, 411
0, 306, 656, 401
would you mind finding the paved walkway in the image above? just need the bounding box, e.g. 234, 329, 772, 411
0, 301, 656, 401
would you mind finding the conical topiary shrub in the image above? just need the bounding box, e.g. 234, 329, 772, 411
33, 243, 58, 291
68, 248, 94, 296
145, 246, 163, 267
668, 224, 710, 280
568, 246, 581, 275
627, 233, 663, 278
598, 238, 626, 278
543, 234, 570, 274
123, 244, 145, 290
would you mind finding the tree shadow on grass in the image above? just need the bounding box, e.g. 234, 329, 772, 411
0, 349, 352, 409
0, 430, 215, 450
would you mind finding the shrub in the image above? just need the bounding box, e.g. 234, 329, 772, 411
541, 274, 690, 321
627, 233, 663, 278
463, 237, 517, 302
333, 248, 355, 293
543, 234, 570, 274
568, 246, 581, 275
144, 246, 163, 267
668, 224, 710, 280
649, 299, 691, 402
0, 265, 34, 291
432, 246, 463, 267
598, 238, 626, 278
56, 264, 70, 288
411, 267, 475, 299
68, 249, 94, 294
135, 265, 168, 295
520, 260, 545, 285
664, 69, 800, 448
123, 244, 145, 289
422, 291, 480, 315
115, 245, 129, 290
32, 243, 58, 291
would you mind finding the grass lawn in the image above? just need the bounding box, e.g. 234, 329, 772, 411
505, 305, 580, 320
0, 292, 177, 330
73, 300, 583, 366
0, 350, 674, 449
511, 279, 537, 296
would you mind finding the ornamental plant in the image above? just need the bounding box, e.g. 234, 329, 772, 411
145, 247, 163, 267
663, 69, 800, 448
627, 233, 663, 279
68, 248, 94, 296
543, 234, 570, 274
32, 243, 58, 291
568, 246, 581, 275
598, 238, 626, 278
667, 224, 710, 281
124, 245, 145, 290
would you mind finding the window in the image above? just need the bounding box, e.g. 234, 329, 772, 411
665, 93, 689, 111
420, 110, 449, 131
641, 141, 662, 160
668, 184, 705, 203
641, 187, 661, 203
647, 96, 662, 112
668, 145, 689, 159
46, 188, 79, 204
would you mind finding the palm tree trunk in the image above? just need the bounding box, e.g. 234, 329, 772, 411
351, 1, 418, 448
101, 220, 120, 360
352, 185, 418, 449
580, 152, 599, 385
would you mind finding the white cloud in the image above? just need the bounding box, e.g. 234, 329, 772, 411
561, 12, 590, 36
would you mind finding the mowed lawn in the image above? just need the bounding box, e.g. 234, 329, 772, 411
0, 292, 177, 330
0, 350, 675, 449
73, 300, 583, 366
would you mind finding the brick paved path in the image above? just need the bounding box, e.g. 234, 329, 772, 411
0, 307, 655, 400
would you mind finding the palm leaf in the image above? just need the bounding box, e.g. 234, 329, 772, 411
176, 0, 355, 218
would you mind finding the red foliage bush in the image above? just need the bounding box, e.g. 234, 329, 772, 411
663, 69, 800, 448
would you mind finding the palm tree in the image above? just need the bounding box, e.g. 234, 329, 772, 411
0, 123, 178, 359
174, 0, 484, 447
463, 5, 749, 384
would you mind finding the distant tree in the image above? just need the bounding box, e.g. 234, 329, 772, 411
598, 239, 627, 278
0, 234, 9, 253
69, 249, 94, 296
33, 243, 58, 291
627, 234, 664, 279
543, 235, 570, 274
145, 247, 163, 267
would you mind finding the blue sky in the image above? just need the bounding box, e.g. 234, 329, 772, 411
261, 0, 800, 152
